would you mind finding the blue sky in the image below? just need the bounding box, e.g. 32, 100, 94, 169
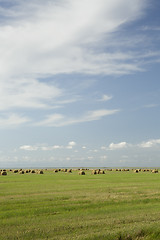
0, 0, 160, 168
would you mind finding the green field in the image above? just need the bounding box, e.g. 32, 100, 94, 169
0, 169, 160, 240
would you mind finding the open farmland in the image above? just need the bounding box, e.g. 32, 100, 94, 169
0, 169, 160, 240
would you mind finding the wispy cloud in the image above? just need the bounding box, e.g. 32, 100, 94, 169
143, 104, 159, 108
0, 113, 30, 128
0, 0, 147, 79
0, 0, 155, 130
98, 94, 113, 102
36, 109, 119, 127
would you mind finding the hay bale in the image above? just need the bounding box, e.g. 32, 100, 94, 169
67, 169, 72, 173
79, 170, 85, 175
38, 170, 44, 174
19, 170, 25, 174
134, 169, 139, 173
99, 170, 105, 174
1, 171, 7, 175
13, 169, 18, 173
25, 170, 29, 173
152, 169, 158, 173
54, 169, 58, 173
91, 170, 97, 175
31, 170, 35, 173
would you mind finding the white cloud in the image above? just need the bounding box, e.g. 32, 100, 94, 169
0, 113, 30, 128
0, 0, 146, 79
139, 139, 160, 148
143, 104, 159, 108
109, 141, 127, 150
68, 141, 76, 146
0, 78, 62, 110
0, 0, 149, 113
36, 109, 119, 127
99, 94, 113, 102
66, 142, 76, 149
52, 145, 63, 149
20, 145, 38, 151
82, 146, 86, 149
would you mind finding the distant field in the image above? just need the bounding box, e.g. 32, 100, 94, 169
0, 169, 160, 240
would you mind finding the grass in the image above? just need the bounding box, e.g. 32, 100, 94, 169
0, 169, 160, 239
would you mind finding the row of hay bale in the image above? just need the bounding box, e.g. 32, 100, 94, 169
78, 169, 105, 175
91, 169, 105, 175
133, 169, 158, 173
115, 169, 130, 172
103, 168, 130, 172
12, 169, 44, 174
54, 168, 72, 173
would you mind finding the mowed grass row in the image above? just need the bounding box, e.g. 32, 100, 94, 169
0, 170, 160, 239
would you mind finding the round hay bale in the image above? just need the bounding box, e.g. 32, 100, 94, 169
67, 169, 72, 173
25, 170, 29, 173
91, 170, 97, 175
100, 170, 105, 174
13, 169, 18, 173
79, 170, 85, 175
31, 170, 35, 173
39, 170, 44, 174
152, 169, 158, 173
96, 169, 101, 174
54, 169, 58, 173
19, 170, 25, 174
1, 171, 7, 175
134, 169, 139, 173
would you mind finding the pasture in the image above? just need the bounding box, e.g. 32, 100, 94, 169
0, 169, 160, 239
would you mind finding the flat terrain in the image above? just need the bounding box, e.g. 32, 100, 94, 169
0, 169, 160, 240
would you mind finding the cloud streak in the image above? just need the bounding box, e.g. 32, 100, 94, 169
36, 109, 119, 127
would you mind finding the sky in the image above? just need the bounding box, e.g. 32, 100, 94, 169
0, 0, 160, 168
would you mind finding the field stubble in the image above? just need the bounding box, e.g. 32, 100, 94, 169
0, 169, 160, 239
